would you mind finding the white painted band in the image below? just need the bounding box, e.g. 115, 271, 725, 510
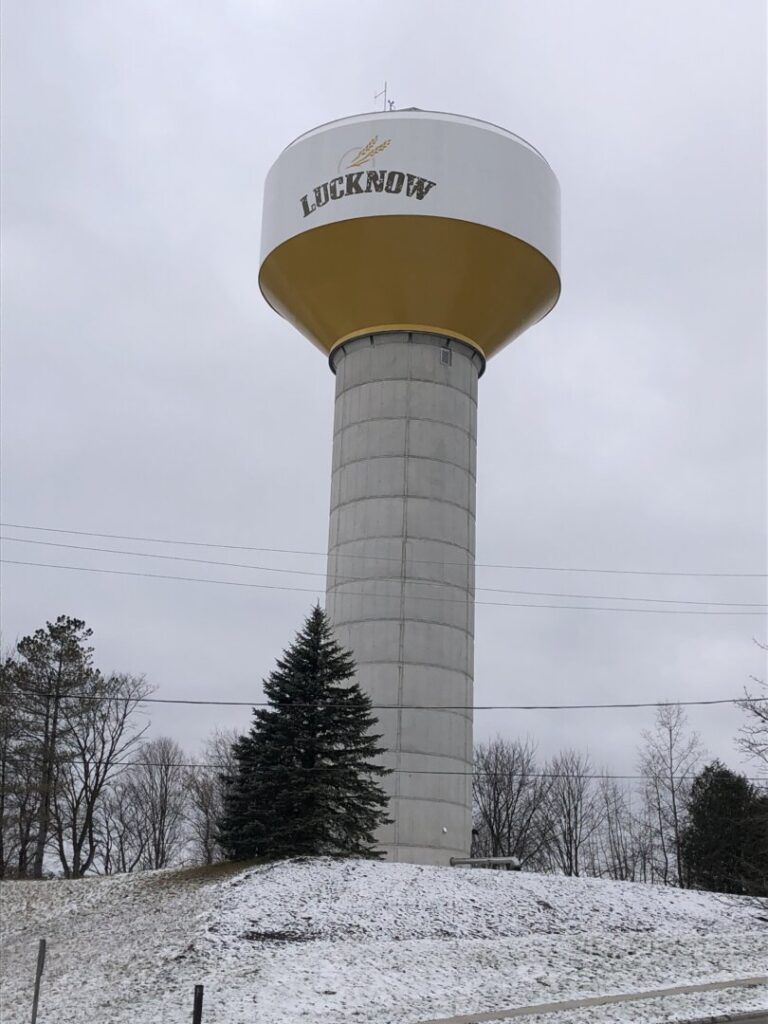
261, 110, 560, 269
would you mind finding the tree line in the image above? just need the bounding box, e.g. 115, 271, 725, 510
0, 616, 238, 877
472, 641, 768, 895
472, 715, 767, 895
1, 614, 766, 896
0, 610, 388, 877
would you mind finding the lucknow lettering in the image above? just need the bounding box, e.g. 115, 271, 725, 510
300, 170, 437, 217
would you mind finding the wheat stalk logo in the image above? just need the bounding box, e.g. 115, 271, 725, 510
347, 136, 391, 168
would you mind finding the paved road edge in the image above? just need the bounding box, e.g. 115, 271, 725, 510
673, 1011, 768, 1024
416, 976, 768, 1024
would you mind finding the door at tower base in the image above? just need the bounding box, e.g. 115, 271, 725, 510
325, 332, 481, 865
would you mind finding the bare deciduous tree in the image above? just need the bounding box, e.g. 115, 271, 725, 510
127, 737, 188, 869
587, 778, 652, 881
1, 620, 155, 878
472, 737, 551, 867
185, 729, 240, 866
542, 749, 603, 877
738, 640, 768, 775
98, 775, 148, 874
638, 703, 703, 886
51, 673, 151, 877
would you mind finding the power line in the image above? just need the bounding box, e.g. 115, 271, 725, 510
15, 689, 766, 710
3, 522, 765, 579
3, 536, 764, 609
43, 758, 767, 783
4, 559, 766, 616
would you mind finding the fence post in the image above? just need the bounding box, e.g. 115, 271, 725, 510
30, 939, 46, 1024
192, 984, 204, 1023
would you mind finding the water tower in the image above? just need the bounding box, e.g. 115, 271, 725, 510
259, 110, 560, 865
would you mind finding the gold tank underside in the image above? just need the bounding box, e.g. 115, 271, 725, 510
259, 215, 560, 361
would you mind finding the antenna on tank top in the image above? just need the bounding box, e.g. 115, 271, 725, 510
374, 81, 395, 111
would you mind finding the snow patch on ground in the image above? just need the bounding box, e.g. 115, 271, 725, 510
1, 858, 766, 1023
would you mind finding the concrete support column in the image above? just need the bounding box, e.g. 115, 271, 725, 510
325, 331, 483, 864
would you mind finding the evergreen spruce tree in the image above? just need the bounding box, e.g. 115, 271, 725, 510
218, 606, 391, 860
680, 760, 768, 895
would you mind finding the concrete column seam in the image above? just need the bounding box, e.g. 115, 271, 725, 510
328, 536, 475, 558
336, 376, 479, 405
330, 494, 478, 519
332, 452, 478, 482
334, 415, 476, 441
323, 616, 475, 639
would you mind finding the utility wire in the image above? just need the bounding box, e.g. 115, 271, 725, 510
3, 536, 764, 609
3, 522, 765, 579
15, 690, 765, 710
40, 757, 767, 783
4, 559, 766, 616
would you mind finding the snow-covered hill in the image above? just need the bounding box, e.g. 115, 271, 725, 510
1, 859, 766, 1023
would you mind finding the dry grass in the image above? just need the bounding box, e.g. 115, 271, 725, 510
145, 858, 268, 889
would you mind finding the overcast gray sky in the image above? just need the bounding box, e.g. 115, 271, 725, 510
1, 0, 766, 777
